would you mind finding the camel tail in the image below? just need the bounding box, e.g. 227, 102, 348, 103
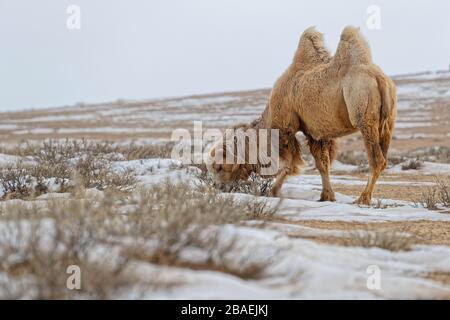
377, 75, 397, 159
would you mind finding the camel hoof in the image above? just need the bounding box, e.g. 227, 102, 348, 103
354, 194, 371, 206
319, 192, 336, 202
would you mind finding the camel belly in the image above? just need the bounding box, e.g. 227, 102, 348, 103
297, 85, 356, 140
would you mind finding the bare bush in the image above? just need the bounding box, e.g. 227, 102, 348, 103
1, 139, 175, 161
195, 165, 275, 197
417, 187, 439, 210
0, 165, 34, 199
388, 154, 407, 166
0, 180, 274, 298
1, 139, 119, 159
0, 201, 142, 299
345, 229, 416, 251
435, 177, 450, 208
118, 142, 175, 160
0, 140, 138, 199
337, 150, 368, 166
411, 146, 450, 164
72, 155, 136, 191
225, 173, 275, 197
0, 163, 48, 200
414, 177, 450, 210
401, 159, 423, 171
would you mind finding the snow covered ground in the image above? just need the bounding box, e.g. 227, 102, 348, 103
102, 160, 450, 298
0, 70, 449, 299
3, 156, 447, 299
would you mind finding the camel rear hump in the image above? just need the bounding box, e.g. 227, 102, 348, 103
334, 26, 372, 66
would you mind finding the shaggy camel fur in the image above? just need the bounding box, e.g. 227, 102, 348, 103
207, 26, 397, 205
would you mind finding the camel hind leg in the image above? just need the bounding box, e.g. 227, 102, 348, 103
343, 73, 389, 205
355, 124, 387, 205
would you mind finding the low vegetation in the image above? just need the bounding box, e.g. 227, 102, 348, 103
0, 139, 143, 200
338, 147, 450, 168
401, 158, 424, 171
0, 139, 174, 161
337, 150, 368, 166
0, 180, 274, 299
345, 229, 416, 251
414, 177, 450, 210
194, 164, 275, 197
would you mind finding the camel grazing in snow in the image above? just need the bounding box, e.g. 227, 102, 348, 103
206, 26, 397, 205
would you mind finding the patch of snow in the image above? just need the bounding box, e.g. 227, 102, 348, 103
331, 160, 358, 172
139, 224, 450, 299
395, 122, 433, 129
387, 161, 450, 175
35, 193, 71, 200
0, 124, 19, 130
0, 154, 21, 166
13, 128, 56, 135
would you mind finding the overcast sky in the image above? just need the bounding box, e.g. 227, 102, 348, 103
0, 0, 449, 111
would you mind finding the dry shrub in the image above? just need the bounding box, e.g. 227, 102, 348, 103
338, 150, 367, 166
372, 198, 399, 209
1, 139, 119, 159
72, 155, 136, 192
417, 187, 439, 210
388, 155, 407, 166
127, 233, 268, 280
410, 146, 450, 163
29, 139, 120, 159
118, 142, 175, 160
345, 229, 416, 251
224, 173, 275, 197
0, 140, 138, 199
338, 147, 449, 168
0, 163, 48, 200
4, 139, 176, 161
0, 165, 34, 199
0, 201, 141, 299
0, 180, 274, 298
414, 177, 450, 210
106, 168, 138, 192
195, 165, 275, 197
401, 159, 423, 171
435, 177, 450, 207
125, 180, 274, 241
354, 164, 369, 173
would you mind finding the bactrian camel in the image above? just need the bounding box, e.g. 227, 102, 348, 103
206, 26, 397, 205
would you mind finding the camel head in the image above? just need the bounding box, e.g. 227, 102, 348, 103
205, 128, 254, 185
205, 117, 283, 185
